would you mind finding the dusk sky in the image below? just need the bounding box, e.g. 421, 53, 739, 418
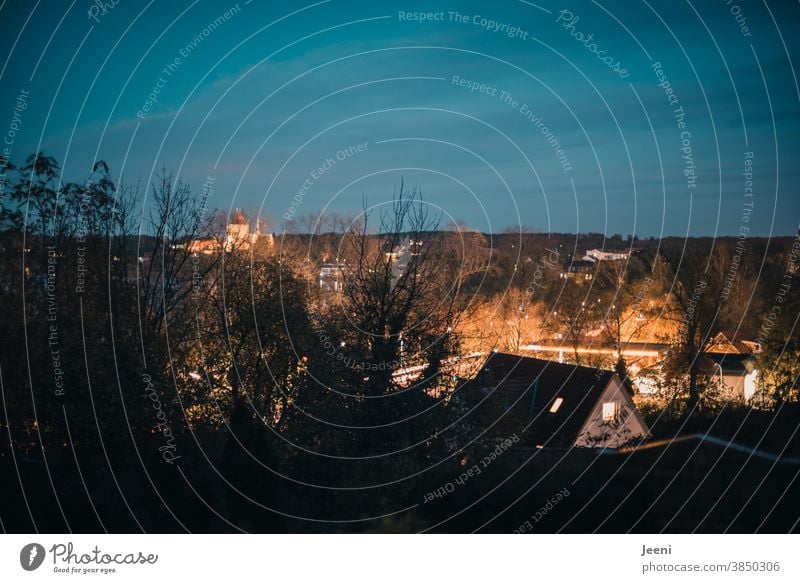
1, 0, 798, 236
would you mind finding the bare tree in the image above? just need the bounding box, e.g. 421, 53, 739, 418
138, 169, 219, 347
595, 258, 658, 390
339, 184, 451, 395
545, 279, 602, 365
662, 241, 737, 409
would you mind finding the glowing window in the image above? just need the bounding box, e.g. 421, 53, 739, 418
602, 401, 619, 422
549, 397, 564, 413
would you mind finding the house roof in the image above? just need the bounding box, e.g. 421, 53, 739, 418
464, 352, 614, 446
709, 330, 758, 354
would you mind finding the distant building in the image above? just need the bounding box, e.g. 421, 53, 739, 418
185, 209, 272, 254
319, 263, 346, 292
186, 237, 219, 255
559, 247, 632, 280
582, 248, 631, 262
559, 259, 595, 281
706, 331, 760, 400
707, 353, 759, 401
225, 209, 251, 250
385, 237, 423, 281
464, 353, 651, 448
633, 349, 760, 402
707, 330, 760, 355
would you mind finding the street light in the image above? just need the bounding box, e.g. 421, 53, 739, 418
713, 362, 724, 390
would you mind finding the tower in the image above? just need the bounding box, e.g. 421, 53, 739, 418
225, 209, 251, 250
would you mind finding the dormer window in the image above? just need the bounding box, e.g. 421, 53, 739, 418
602, 401, 620, 422
549, 397, 564, 413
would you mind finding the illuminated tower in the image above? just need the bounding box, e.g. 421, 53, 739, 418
225, 209, 251, 250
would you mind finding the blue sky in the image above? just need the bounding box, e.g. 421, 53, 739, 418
1, 0, 798, 236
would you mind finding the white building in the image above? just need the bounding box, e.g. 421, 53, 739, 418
319, 263, 346, 292
185, 209, 271, 254
582, 248, 631, 262
385, 237, 423, 282
707, 353, 759, 401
